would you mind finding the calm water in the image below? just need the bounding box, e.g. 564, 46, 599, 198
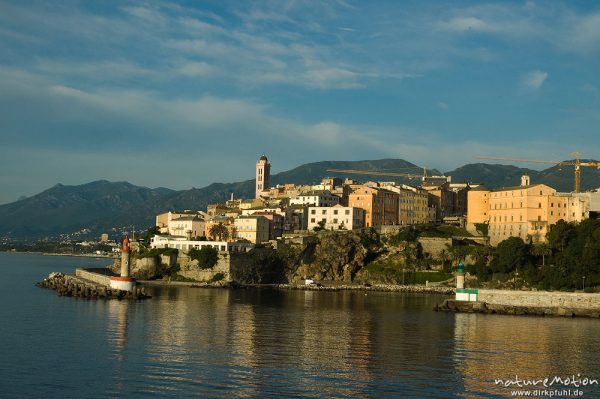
1, 253, 600, 399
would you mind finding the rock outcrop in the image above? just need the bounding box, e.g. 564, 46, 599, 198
285, 229, 382, 284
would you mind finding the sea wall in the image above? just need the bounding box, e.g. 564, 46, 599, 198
75, 268, 112, 286
177, 252, 246, 283
37, 272, 149, 299
478, 289, 600, 310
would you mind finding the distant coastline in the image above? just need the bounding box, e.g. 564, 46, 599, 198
3, 250, 116, 259
42, 253, 117, 259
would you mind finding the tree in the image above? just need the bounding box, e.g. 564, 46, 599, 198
532, 243, 551, 266
491, 236, 530, 274
209, 223, 229, 241
547, 220, 576, 252
313, 220, 326, 232
188, 247, 218, 269
474, 222, 489, 238
142, 226, 160, 241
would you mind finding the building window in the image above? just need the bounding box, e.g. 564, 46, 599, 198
311, 210, 316, 214
345, 210, 350, 215
310, 218, 315, 223
539, 203, 542, 208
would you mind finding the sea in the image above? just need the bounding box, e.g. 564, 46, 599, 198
1, 252, 600, 399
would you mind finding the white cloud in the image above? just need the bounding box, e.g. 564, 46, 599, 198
568, 12, 600, 53
522, 70, 548, 90
176, 61, 213, 77
442, 17, 490, 32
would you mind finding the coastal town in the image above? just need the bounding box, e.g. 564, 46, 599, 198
149, 154, 600, 252
34, 153, 600, 319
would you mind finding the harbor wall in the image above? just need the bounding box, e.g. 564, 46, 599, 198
75, 268, 112, 286
177, 253, 247, 283
478, 289, 600, 310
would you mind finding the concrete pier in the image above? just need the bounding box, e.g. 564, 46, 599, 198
36, 272, 150, 300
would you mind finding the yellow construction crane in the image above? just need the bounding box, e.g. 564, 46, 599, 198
326, 167, 451, 183
476, 152, 600, 193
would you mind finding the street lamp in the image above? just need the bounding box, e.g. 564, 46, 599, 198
583, 276, 586, 291
514, 268, 519, 291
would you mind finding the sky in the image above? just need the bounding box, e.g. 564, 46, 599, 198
1, 0, 599, 204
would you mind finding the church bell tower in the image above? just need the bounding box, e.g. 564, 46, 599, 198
256, 155, 271, 199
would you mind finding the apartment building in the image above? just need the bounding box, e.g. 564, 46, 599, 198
348, 186, 399, 227
307, 205, 365, 230
234, 215, 270, 243
467, 176, 590, 245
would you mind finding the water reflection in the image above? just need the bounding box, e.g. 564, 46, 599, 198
454, 313, 600, 398
106, 300, 129, 361
97, 286, 600, 398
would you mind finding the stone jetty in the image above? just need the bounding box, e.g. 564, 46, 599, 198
435, 298, 600, 318
36, 272, 150, 300
277, 283, 455, 294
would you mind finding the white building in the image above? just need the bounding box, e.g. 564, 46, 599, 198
168, 215, 206, 239
150, 235, 254, 253
290, 190, 340, 207
307, 205, 365, 230
156, 210, 207, 234
572, 189, 600, 218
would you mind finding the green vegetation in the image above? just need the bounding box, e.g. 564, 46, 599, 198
234, 249, 287, 284
312, 220, 326, 232
385, 224, 472, 243
363, 261, 452, 284
135, 246, 178, 259
168, 273, 198, 282
209, 223, 229, 241
188, 247, 218, 269
418, 224, 472, 238
387, 226, 419, 244
141, 226, 160, 241
474, 222, 489, 238
209, 272, 225, 283
468, 219, 600, 291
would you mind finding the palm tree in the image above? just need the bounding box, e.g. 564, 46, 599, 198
532, 243, 551, 266
209, 223, 229, 241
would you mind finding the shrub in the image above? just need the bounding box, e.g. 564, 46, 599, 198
135, 247, 178, 259
209, 272, 225, 283
189, 247, 218, 269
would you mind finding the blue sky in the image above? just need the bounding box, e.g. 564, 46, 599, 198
1, 0, 599, 204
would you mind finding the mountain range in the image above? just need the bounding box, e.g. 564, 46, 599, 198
1, 158, 599, 239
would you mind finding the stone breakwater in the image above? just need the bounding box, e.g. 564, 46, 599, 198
276, 283, 455, 294
36, 272, 150, 300
435, 299, 600, 318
